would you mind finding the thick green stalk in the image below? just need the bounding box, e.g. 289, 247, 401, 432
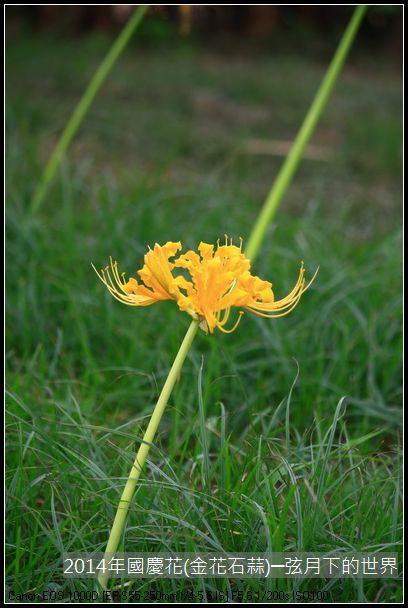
98, 318, 200, 590
244, 5, 367, 262
30, 5, 149, 215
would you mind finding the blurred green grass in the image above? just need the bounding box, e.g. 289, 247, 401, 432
6, 28, 402, 602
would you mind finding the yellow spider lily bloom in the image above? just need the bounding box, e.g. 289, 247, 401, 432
93, 238, 317, 334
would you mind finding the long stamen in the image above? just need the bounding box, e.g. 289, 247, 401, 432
110, 258, 131, 295
249, 263, 306, 313
104, 265, 123, 295
257, 264, 318, 313
93, 262, 150, 306
302, 265, 319, 293
217, 311, 244, 334
97, 270, 133, 304
101, 270, 132, 303
265, 281, 304, 311
247, 287, 304, 318
271, 263, 305, 306
217, 306, 231, 327
93, 263, 116, 293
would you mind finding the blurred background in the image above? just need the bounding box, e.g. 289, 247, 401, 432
6, 5, 403, 51
6, 4, 402, 200
6, 6, 403, 601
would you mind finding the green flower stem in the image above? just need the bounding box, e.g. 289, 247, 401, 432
98, 318, 200, 590
30, 5, 150, 215
244, 5, 367, 262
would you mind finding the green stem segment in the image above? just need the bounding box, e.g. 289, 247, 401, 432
30, 5, 150, 215
244, 5, 367, 262
98, 319, 200, 590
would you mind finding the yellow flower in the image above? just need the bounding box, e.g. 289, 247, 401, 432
93, 238, 317, 333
